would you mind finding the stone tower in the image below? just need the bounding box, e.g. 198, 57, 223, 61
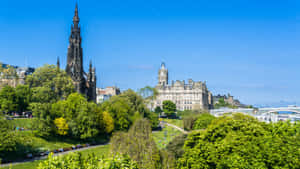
158, 62, 168, 86
66, 3, 86, 95
65, 4, 97, 102
87, 61, 97, 102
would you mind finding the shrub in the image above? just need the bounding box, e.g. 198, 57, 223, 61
178, 113, 300, 169
192, 113, 215, 130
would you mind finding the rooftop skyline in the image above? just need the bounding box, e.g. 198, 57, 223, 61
0, 0, 299, 105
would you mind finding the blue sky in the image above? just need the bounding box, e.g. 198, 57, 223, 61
0, 0, 299, 105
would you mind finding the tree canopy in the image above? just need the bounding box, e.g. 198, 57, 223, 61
178, 113, 300, 169
163, 100, 176, 118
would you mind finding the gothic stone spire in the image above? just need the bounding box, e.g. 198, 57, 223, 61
66, 3, 86, 95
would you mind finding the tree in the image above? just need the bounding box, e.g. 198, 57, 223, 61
54, 117, 69, 136
101, 96, 133, 131
155, 106, 163, 114
192, 113, 216, 130
166, 134, 187, 159
163, 100, 176, 118
110, 118, 161, 169
26, 64, 74, 103
51, 93, 99, 139
15, 85, 32, 112
0, 115, 18, 160
0, 85, 17, 113
138, 86, 158, 111
100, 111, 114, 133
178, 113, 300, 169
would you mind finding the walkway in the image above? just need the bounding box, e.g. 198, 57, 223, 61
0, 143, 108, 168
160, 121, 189, 134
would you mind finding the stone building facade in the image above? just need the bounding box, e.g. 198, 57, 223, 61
0, 64, 34, 89
213, 94, 247, 108
65, 4, 97, 102
154, 63, 213, 110
96, 86, 121, 103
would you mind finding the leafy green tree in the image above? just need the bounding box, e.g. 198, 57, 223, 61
178, 113, 300, 169
54, 117, 69, 136
101, 89, 159, 130
0, 85, 17, 113
192, 113, 216, 130
110, 118, 161, 169
101, 96, 133, 131
163, 100, 176, 118
155, 106, 163, 114
0, 115, 18, 160
26, 64, 74, 103
166, 134, 187, 159
99, 111, 114, 134
15, 85, 32, 112
51, 93, 99, 139
138, 86, 158, 110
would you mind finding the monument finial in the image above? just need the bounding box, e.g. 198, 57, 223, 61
73, 2, 79, 25
57, 56, 60, 69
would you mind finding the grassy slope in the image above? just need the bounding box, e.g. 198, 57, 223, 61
162, 119, 183, 128
1, 145, 110, 169
152, 125, 181, 149
10, 118, 33, 129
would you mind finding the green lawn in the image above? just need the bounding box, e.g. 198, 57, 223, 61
162, 118, 183, 128
9, 118, 33, 129
1, 145, 109, 169
152, 125, 181, 149
15, 131, 85, 152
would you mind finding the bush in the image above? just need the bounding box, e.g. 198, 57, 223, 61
166, 134, 187, 159
192, 113, 215, 130
110, 119, 161, 169
178, 113, 300, 169
38, 152, 139, 169
183, 115, 198, 131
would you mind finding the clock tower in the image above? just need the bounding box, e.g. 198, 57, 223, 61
158, 62, 168, 86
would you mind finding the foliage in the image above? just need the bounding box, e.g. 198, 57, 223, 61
0, 85, 17, 112
163, 100, 176, 118
0, 64, 18, 79
0, 84, 32, 113
155, 106, 163, 114
152, 125, 182, 149
178, 113, 300, 169
182, 115, 199, 131
214, 98, 237, 109
51, 93, 100, 139
138, 86, 158, 110
1, 145, 110, 169
110, 118, 161, 169
54, 117, 69, 136
37, 152, 139, 169
192, 113, 216, 130
0, 115, 18, 160
100, 111, 114, 133
182, 109, 210, 131
15, 85, 32, 112
101, 89, 159, 130
165, 134, 187, 159
159, 149, 176, 169
26, 64, 74, 103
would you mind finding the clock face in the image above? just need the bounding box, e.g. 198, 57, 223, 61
160, 71, 164, 76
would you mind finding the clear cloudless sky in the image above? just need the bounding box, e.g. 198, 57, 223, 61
0, 0, 300, 105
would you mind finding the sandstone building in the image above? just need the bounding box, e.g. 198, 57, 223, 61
96, 86, 121, 103
64, 4, 97, 102
0, 63, 34, 89
154, 63, 213, 110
